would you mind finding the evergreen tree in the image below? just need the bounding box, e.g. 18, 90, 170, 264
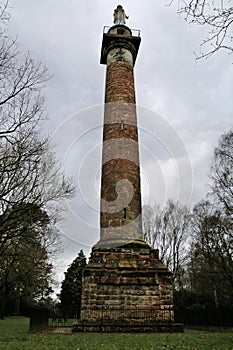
59, 250, 87, 313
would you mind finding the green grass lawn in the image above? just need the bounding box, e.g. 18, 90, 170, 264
0, 317, 232, 350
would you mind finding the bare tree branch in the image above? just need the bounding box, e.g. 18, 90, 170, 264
170, 0, 233, 60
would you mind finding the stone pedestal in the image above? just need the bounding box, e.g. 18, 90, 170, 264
79, 240, 176, 331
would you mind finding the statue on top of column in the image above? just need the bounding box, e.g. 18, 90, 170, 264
113, 5, 129, 25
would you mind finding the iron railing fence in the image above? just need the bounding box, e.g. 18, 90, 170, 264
48, 306, 233, 328
175, 307, 233, 328
33, 306, 233, 330
80, 306, 173, 325
49, 306, 174, 327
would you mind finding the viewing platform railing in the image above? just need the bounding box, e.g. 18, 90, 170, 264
103, 26, 141, 37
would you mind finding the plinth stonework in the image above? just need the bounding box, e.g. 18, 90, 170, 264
81, 243, 173, 317
78, 18, 178, 331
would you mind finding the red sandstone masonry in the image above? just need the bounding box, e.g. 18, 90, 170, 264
100, 60, 142, 239
105, 62, 136, 103
103, 124, 138, 142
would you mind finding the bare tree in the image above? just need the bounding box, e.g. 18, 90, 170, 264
143, 200, 191, 289
210, 129, 233, 215
171, 0, 233, 59
188, 200, 233, 306
0, 1, 74, 316
0, 0, 74, 237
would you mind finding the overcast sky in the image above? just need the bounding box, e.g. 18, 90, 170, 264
9, 1, 233, 291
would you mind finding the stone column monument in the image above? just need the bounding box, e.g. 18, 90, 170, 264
78, 6, 181, 332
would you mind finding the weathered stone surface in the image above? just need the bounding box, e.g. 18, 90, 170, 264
105, 61, 136, 103
73, 323, 184, 333
80, 244, 174, 323
99, 56, 142, 248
